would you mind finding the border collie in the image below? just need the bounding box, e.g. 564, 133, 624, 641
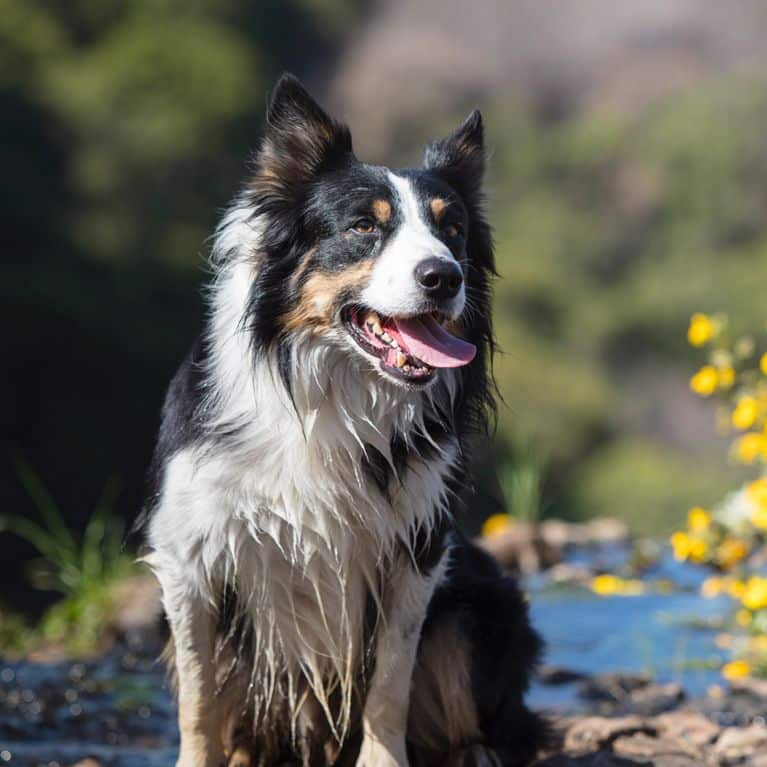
144, 75, 546, 767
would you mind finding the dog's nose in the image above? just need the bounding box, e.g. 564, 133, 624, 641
414, 258, 463, 300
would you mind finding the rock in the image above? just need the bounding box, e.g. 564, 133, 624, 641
66, 759, 101, 767
478, 522, 562, 572
627, 683, 686, 716
564, 716, 652, 755
547, 563, 598, 586
109, 573, 162, 636
538, 665, 589, 686
612, 732, 700, 763
534, 753, 647, 766
730, 675, 767, 700
713, 723, 767, 763
578, 673, 652, 703
652, 710, 720, 748
539, 518, 629, 549
583, 518, 630, 544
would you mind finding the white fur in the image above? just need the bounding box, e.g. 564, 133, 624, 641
360, 173, 465, 319
146, 199, 460, 762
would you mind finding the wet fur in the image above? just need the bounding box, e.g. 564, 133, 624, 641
143, 75, 547, 766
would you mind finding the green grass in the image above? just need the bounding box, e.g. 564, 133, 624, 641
0, 461, 136, 655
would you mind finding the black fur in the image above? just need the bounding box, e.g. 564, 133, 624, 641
423, 532, 551, 765
143, 74, 546, 766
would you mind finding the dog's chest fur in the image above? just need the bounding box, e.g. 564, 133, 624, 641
148, 252, 458, 737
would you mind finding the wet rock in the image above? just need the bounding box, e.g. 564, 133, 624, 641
478, 522, 563, 572
626, 683, 686, 716
539, 665, 590, 686
67, 759, 101, 767
652, 710, 720, 748
534, 753, 647, 766
547, 563, 598, 586
729, 676, 767, 700
539, 518, 629, 549
611, 732, 700, 764
563, 715, 652, 754
713, 723, 767, 763
578, 673, 652, 703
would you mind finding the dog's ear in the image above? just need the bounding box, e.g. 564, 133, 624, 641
423, 110, 485, 207
253, 74, 353, 202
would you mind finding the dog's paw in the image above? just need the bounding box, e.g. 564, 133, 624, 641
355, 736, 408, 767
226, 745, 253, 767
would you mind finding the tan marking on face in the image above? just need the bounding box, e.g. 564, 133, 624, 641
291, 247, 318, 288
282, 260, 374, 333
430, 197, 448, 223
372, 199, 392, 225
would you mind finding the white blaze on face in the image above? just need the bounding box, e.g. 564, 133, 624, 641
360, 172, 466, 318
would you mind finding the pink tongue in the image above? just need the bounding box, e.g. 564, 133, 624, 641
393, 316, 476, 368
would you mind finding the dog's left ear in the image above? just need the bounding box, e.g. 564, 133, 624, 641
423, 110, 485, 207
253, 74, 353, 203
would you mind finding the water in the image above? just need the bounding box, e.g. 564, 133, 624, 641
0, 544, 736, 765
528, 543, 731, 711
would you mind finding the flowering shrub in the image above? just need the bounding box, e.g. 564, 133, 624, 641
675, 313, 767, 679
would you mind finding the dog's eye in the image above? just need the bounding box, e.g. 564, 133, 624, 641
351, 219, 376, 235
443, 222, 464, 239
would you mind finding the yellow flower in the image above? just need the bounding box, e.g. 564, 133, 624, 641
590, 574, 644, 596
590, 574, 623, 596
701, 576, 725, 598
718, 366, 736, 390
689, 537, 708, 563
690, 366, 719, 396
728, 579, 747, 599
747, 478, 767, 508
687, 507, 711, 532
736, 609, 752, 627
752, 506, 767, 531
722, 660, 751, 681
742, 576, 767, 612
761, 352, 767, 377
734, 433, 767, 464
716, 538, 748, 569
671, 531, 691, 561
732, 396, 760, 431
687, 313, 717, 347
481, 513, 514, 538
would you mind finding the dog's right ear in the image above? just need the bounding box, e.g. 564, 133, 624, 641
253, 74, 353, 203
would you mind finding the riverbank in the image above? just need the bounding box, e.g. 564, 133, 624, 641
2, 529, 766, 766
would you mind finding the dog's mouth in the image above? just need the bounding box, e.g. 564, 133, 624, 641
343, 306, 476, 385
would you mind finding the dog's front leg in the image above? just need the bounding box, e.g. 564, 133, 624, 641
158, 568, 222, 767
356, 553, 447, 767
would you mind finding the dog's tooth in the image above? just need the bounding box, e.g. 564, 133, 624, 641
396, 352, 407, 368
380, 332, 392, 344
367, 313, 383, 335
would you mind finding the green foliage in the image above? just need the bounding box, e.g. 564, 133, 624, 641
498, 436, 546, 523
483, 82, 767, 528
0, 463, 135, 654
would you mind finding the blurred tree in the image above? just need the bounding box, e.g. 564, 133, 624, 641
0, 0, 365, 611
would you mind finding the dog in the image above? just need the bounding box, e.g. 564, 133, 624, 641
143, 74, 547, 767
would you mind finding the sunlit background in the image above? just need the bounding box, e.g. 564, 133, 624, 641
5, 0, 767, 614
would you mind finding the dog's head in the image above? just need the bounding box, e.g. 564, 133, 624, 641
244, 75, 494, 420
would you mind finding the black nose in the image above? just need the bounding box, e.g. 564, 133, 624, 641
414, 257, 463, 300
